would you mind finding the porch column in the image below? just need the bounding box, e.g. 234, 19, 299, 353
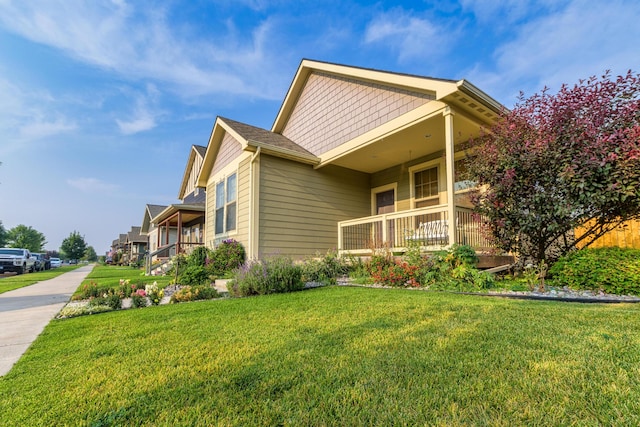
444, 107, 456, 246
177, 211, 183, 254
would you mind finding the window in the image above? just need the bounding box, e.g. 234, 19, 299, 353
414, 166, 439, 208
215, 173, 237, 235
454, 159, 476, 192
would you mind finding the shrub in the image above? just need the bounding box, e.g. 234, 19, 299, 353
208, 239, 246, 275
74, 281, 112, 300
370, 260, 419, 287
189, 246, 210, 267
301, 250, 348, 285
166, 254, 188, 276
549, 247, 640, 295
170, 285, 220, 303
178, 265, 211, 286
89, 293, 122, 310
229, 256, 304, 297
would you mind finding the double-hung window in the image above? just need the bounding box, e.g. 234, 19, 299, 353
413, 166, 439, 208
215, 173, 237, 235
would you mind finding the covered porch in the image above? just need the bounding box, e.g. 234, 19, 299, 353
318, 95, 505, 259
152, 203, 205, 258
338, 204, 493, 254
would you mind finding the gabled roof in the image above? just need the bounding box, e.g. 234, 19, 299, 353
271, 58, 504, 134
221, 117, 315, 158
127, 226, 146, 244
141, 204, 168, 234
178, 144, 208, 200
197, 117, 320, 186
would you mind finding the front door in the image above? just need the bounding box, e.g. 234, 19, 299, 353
376, 189, 395, 214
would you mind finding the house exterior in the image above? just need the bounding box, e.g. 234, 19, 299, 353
111, 233, 127, 264
142, 145, 207, 272
124, 226, 147, 264
197, 59, 504, 260
140, 204, 169, 256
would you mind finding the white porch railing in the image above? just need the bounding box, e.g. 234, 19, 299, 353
338, 205, 493, 254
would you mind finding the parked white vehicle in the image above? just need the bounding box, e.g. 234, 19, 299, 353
0, 248, 36, 274
50, 257, 62, 268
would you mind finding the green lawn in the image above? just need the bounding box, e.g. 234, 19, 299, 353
0, 265, 81, 294
1, 286, 639, 426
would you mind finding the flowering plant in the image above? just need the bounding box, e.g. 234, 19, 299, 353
145, 282, 164, 305
130, 288, 147, 308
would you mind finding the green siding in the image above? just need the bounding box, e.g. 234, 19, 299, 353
371, 151, 444, 211
259, 155, 370, 258
235, 157, 251, 250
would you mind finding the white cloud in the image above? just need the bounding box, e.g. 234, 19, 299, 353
66, 177, 119, 193
0, 1, 285, 100
364, 8, 451, 62
465, 0, 640, 105
116, 113, 156, 135
19, 118, 77, 139
115, 84, 161, 134
0, 77, 77, 156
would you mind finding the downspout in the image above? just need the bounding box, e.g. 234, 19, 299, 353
248, 147, 261, 259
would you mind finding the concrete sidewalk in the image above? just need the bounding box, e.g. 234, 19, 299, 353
0, 264, 94, 377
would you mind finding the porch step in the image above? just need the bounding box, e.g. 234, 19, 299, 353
477, 255, 515, 270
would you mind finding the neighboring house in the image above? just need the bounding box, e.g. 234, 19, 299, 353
111, 233, 127, 264
141, 204, 169, 256
197, 59, 504, 261
142, 145, 207, 272
125, 226, 147, 264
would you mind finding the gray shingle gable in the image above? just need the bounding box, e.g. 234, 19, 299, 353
220, 117, 315, 158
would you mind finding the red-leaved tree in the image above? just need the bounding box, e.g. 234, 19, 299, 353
467, 70, 640, 266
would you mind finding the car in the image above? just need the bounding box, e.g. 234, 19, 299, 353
50, 257, 62, 268
31, 253, 50, 271
0, 248, 37, 274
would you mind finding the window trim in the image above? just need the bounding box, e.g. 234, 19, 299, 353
214, 171, 238, 236
409, 159, 443, 209
370, 183, 397, 216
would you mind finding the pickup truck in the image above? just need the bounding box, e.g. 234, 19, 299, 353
0, 248, 37, 274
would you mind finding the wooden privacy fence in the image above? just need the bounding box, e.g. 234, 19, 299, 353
575, 219, 640, 249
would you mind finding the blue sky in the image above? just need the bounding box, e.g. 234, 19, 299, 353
0, 0, 638, 254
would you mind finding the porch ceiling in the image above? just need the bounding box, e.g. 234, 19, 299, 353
327, 112, 482, 174
152, 204, 205, 226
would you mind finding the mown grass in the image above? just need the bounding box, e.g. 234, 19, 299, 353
0, 265, 82, 294
1, 286, 639, 426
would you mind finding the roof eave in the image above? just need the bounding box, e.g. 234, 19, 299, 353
246, 140, 320, 165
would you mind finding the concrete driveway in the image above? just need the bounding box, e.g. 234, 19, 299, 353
0, 264, 94, 376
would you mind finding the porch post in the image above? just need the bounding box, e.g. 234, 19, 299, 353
177, 211, 183, 254
443, 107, 456, 246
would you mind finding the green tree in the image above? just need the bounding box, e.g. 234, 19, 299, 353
6, 224, 47, 252
84, 246, 98, 262
60, 231, 88, 261
467, 70, 640, 267
0, 220, 7, 247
